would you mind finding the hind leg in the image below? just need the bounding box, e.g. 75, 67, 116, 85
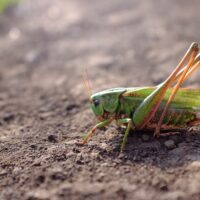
130, 43, 199, 131
155, 45, 200, 136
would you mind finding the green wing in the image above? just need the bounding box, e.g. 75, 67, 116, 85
123, 87, 200, 110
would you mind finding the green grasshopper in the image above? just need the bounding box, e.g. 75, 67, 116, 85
83, 43, 200, 151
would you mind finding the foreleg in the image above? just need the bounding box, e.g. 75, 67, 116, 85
83, 119, 112, 144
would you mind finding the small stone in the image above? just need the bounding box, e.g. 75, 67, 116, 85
19, 126, 25, 132
47, 134, 58, 143
170, 134, 182, 144
159, 183, 168, 191
115, 170, 120, 175
100, 143, 108, 149
164, 140, 176, 149
97, 172, 105, 182
76, 153, 84, 165
66, 151, 75, 158
99, 172, 105, 178
187, 161, 200, 170
66, 104, 79, 111
178, 142, 187, 148
61, 95, 68, 101
65, 139, 79, 145
91, 152, 100, 159
3, 113, 14, 122
13, 167, 21, 173
30, 144, 37, 149
36, 175, 45, 184
118, 152, 125, 159
114, 159, 122, 164
142, 134, 150, 142
0, 170, 7, 176
32, 155, 48, 166
101, 162, 109, 167
0, 136, 8, 142
26, 189, 50, 200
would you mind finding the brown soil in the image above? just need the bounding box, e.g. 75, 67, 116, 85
0, 0, 200, 200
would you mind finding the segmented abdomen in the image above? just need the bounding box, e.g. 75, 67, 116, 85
152, 108, 198, 128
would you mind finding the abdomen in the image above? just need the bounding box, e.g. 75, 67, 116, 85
141, 87, 200, 129
151, 107, 199, 129
122, 87, 200, 129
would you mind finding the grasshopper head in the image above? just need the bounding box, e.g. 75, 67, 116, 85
90, 88, 126, 120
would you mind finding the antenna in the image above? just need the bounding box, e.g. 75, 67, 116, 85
82, 67, 92, 100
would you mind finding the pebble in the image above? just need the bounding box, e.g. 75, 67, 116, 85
66, 104, 79, 111
101, 162, 109, 167
36, 175, 45, 183
164, 140, 176, 149
76, 153, 84, 165
97, 172, 105, 182
26, 189, 50, 200
187, 161, 200, 170
47, 134, 58, 143
30, 144, 37, 149
19, 126, 25, 132
100, 143, 108, 150
13, 167, 21, 173
0, 170, 7, 176
142, 134, 150, 142
3, 113, 14, 122
118, 152, 126, 159
91, 152, 100, 159
178, 142, 187, 148
61, 95, 68, 101
0, 136, 8, 142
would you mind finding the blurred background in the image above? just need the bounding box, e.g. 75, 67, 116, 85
1, 0, 200, 200
1, 0, 200, 94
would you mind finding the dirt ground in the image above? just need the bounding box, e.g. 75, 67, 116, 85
0, 0, 200, 200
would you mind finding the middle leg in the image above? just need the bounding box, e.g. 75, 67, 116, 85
117, 118, 133, 151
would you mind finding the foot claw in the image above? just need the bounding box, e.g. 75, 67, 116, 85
82, 138, 88, 144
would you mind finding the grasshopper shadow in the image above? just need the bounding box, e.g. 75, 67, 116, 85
98, 129, 200, 168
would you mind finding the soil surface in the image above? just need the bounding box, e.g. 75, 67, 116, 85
0, 0, 200, 200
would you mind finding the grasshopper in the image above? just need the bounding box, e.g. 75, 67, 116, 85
83, 43, 200, 151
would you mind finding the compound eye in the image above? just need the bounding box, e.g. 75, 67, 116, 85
93, 99, 100, 107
